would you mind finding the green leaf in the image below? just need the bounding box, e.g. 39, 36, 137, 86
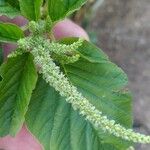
0, 22, 24, 43
0, 44, 3, 81
19, 0, 43, 21
0, 1, 20, 18
26, 76, 122, 150
0, 0, 5, 5
0, 44, 3, 66
59, 37, 109, 63
48, 0, 87, 22
0, 53, 38, 136
26, 38, 132, 150
6, 0, 20, 10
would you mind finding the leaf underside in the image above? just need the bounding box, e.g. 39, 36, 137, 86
26, 38, 133, 150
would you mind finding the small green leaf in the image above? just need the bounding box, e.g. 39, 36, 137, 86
26, 38, 132, 150
0, 1, 20, 18
6, 0, 20, 10
0, 22, 24, 43
19, 0, 43, 21
0, 53, 38, 136
48, 0, 87, 22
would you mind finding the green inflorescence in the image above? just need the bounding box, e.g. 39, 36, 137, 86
8, 48, 27, 58
16, 36, 83, 64
8, 21, 150, 148
14, 36, 150, 144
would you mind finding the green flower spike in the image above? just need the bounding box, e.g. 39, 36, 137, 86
11, 35, 150, 146
28, 39, 150, 144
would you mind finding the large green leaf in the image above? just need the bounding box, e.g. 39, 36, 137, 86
48, 0, 87, 22
26, 38, 132, 150
19, 0, 43, 21
0, 53, 38, 136
0, 22, 24, 43
26, 77, 122, 150
0, 0, 20, 18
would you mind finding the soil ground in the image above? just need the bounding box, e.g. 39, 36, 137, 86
86, 0, 150, 149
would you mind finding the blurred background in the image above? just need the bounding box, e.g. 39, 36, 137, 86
72, 0, 150, 149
